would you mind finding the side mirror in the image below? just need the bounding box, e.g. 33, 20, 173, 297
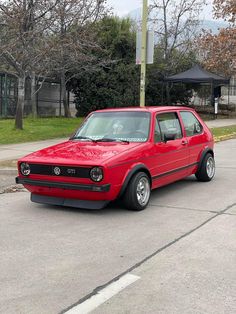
164, 133, 176, 142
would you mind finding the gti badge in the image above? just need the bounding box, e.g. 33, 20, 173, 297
53, 167, 61, 175
67, 168, 76, 175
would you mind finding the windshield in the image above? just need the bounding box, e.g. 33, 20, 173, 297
73, 111, 151, 143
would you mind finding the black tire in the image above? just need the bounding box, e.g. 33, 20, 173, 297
123, 172, 151, 211
195, 153, 215, 182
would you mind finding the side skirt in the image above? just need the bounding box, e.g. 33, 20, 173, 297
152, 162, 198, 181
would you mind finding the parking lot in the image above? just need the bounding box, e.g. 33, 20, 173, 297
0, 139, 236, 314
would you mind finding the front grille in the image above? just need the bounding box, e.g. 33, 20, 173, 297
29, 164, 91, 178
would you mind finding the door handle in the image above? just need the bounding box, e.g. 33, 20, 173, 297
181, 139, 188, 145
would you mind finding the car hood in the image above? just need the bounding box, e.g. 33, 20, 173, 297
21, 140, 143, 166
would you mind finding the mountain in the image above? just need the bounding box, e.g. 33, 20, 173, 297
198, 20, 228, 34
127, 8, 229, 35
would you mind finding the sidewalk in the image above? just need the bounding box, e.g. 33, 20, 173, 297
204, 118, 236, 128
0, 138, 68, 181
0, 138, 68, 163
0, 118, 236, 169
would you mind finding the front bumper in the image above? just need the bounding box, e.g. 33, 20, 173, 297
16, 177, 110, 192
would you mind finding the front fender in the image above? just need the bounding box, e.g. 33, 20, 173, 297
118, 164, 151, 198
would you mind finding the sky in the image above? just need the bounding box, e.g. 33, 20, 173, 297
108, 0, 143, 17
107, 0, 214, 20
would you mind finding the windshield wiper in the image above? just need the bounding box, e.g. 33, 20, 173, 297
70, 136, 129, 144
70, 136, 96, 142
94, 138, 129, 144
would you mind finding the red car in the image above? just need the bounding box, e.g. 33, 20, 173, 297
16, 107, 215, 211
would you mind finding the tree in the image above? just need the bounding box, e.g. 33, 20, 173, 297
213, 0, 236, 23
198, 0, 236, 76
48, 0, 107, 118
149, 0, 206, 73
149, 0, 206, 101
146, 45, 196, 105
72, 15, 198, 115
0, 0, 58, 129
0, 0, 107, 127
72, 17, 140, 116
198, 28, 235, 76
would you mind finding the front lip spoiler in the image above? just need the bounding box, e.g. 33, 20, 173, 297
16, 177, 110, 192
31, 194, 109, 210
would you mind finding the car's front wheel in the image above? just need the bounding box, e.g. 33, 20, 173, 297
195, 153, 215, 182
123, 172, 151, 211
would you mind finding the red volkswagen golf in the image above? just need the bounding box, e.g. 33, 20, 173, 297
16, 107, 215, 211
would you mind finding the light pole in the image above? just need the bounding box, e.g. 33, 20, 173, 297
140, 0, 148, 107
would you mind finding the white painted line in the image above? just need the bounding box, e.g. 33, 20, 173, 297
65, 273, 140, 314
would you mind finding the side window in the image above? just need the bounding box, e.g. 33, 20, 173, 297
157, 112, 182, 140
180, 111, 203, 137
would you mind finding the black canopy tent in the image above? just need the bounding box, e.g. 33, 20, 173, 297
165, 64, 230, 105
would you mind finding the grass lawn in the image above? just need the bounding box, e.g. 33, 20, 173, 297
211, 125, 236, 138
0, 117, 83, 145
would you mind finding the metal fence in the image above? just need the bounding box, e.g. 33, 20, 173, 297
221, 85, 236, 105
0, 75, 76, 118
0, 73, 18, 117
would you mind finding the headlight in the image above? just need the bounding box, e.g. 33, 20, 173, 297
20, 163, 31, 176
90, 167, 103, 182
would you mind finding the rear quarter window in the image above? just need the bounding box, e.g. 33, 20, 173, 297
180, 111, 203, 137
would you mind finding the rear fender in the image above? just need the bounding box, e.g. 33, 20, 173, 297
197, 148, 214, 172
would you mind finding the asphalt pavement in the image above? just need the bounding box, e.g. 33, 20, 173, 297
0, 139, 235, 314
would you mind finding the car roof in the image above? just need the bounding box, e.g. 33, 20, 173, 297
94, 106, 193, 114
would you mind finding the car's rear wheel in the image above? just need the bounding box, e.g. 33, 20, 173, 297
123, 172, 151, 211
195, 153, 215, 182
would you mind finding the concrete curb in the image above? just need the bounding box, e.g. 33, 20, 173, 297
0, 169, 18, 175
214, 133, 236, 143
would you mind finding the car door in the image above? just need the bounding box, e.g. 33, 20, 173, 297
179, 110, 206, 175
151, 111, 189, 188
